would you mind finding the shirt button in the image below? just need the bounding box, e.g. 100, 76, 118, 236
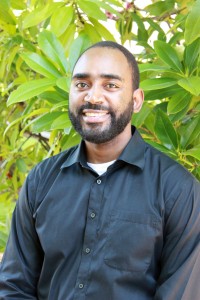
90, 212, 96, 219
97, 179, 101, 184
85, 247, 91, 254
78, 283, 84, 289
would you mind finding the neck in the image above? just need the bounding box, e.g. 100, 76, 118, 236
85, 125, 132, 163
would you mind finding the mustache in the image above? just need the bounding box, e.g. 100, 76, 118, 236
77, 103, 110, 113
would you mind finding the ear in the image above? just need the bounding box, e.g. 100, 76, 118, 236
132, 88, 144, 113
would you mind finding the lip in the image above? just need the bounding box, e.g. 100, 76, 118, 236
82, 109, 110, 123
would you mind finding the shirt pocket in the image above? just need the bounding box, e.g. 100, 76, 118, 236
104, 210, 161, 273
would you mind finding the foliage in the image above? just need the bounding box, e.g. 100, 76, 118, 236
0, 0, 200, 250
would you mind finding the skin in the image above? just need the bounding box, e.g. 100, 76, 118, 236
69, 47, 144, 163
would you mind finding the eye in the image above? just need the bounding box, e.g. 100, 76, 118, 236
105, 83, 119, 89
76, 82, 89, 89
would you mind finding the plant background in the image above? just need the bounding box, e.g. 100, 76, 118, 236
0, 0, 200, 251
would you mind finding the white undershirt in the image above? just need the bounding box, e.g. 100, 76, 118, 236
87, 160, 116, 175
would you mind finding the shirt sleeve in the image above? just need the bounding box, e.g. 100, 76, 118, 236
0, 173, 43, 299
154, 173, 200, 300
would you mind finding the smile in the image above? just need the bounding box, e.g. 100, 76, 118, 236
82, 109, 109, 123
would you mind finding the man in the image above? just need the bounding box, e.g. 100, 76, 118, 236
0, 41, 200, 299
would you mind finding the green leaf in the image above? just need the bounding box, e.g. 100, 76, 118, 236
178, 77, 200, 96
183, 38, 200, 75
132, 102, 151, 127
16, 158, 27, 173
69, 33, 91, 72
77, 0, 107, 21
0, 9, 16, 25
155, 109, 178, 150
84, 23, 101, 43
50, 5, 74, 37
20, 52, 62, 78
182, 146, 200, 160
140, 78, 177, 91
145, 0, 175, 16
144, 85, 183, 101
180, 116, 200, 148
88, 0, 122, 18
7, 79, 56, 106
139, 63, 170, 73
22, 3, 61, 29
167, 91, 191, 114
154, 40, 183, 73
56, 77, 71, 92
32, 112, 62, 133
51, 113, 71, 130
89, 18, 116, 41
39, 91, 68, 104
185, 0, 200, 45
38, 30, 69, 73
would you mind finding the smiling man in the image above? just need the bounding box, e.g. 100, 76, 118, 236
0, 41, 200, 300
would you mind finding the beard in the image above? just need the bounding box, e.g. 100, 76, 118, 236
68, 101, 133, 144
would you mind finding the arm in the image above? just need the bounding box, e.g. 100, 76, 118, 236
0, 174, 43, 299
154, 174, 200, 300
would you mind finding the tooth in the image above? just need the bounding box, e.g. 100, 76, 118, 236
85, 112, 106, 116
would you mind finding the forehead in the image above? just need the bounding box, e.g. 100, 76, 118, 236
72, 47, 131, 77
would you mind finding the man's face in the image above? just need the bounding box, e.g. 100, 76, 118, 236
69, 47, 135, 144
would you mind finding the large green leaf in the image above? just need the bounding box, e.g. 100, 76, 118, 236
180, 116, 200, 148
139, 64, 170, 73
77, 0, 107, 21
88, 0, 122, 18
89, 18, 116, 41
69, 33, 91, 71
140, 78, 177, 91
39, 91, 67, 104
182, 146, 200, 160
167, 91, 191, 114
22, 3, 61, 29
144, 85, 183, 101
32, 112, 63, 132
84, 23, 101, 43
38, 30, 69, 73
20, 52, 62, 78
51, 113, 71, 130
56, 77, 71, 92
132, 102, 151, 128
178, 77, 200, 96
154, 40, 183, 73
183, 38, 200, 75
7, 79, 56, 106
50, 6, 74, 37
185, 0, 200, 45
145, 0, 175, 16
155, 109, 178, 150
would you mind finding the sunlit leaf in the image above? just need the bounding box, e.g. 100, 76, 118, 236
185, 0, 200, 45
141, 78, 177, 91
178, 77, 200, 96
77, 0, 107, 21
7, 79, 56, 106
20, 52, 62, 78
155, 109, 178, 150
180, 116, 200, 148
50, 6, 74, 37
182, 146, 200, 160
154, 40, 183, 72
38, 30, 69, 73
168, 91, 191, 114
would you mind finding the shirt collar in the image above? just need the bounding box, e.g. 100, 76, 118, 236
61, 126, 146, 170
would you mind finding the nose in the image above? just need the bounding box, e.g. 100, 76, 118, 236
84, 86, 104, 104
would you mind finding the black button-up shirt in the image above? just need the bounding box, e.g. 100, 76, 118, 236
1, 128, 200, 299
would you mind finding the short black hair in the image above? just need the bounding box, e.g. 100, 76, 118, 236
73, 41, 140, 90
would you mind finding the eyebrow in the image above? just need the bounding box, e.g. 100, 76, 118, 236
72, 73, 123, 81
